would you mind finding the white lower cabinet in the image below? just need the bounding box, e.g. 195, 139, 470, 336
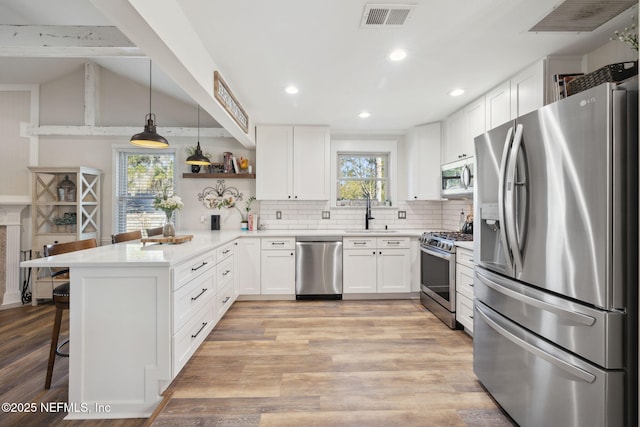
455, 247, 475, 334
236, 238, 261, 295
260, 237, 296, 295
171, 242, 239, 377
343, 249, 378, 293
343, 237, 411, 294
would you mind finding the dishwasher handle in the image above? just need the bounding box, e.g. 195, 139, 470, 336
296, 236, 343, 243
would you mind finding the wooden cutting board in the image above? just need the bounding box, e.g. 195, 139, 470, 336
141, 235, 194, 246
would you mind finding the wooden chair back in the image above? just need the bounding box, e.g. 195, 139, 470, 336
43, 238, 98, 279
111, 230, 142, 244
146, 227, 163, 237
44, 238, 98, 257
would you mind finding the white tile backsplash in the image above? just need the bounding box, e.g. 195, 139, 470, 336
257, 199, 473, 232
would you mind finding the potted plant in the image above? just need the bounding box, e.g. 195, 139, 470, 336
52, 214, 77, 233
215, 195, 256, 230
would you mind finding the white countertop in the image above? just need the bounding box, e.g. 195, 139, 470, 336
21, 229, 427, 268
455, 241, 474, 251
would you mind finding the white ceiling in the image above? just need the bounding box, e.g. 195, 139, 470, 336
0, 0, 637, 138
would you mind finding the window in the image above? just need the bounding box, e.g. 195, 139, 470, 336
115, 149, 175, 233
336, 153, 389, 206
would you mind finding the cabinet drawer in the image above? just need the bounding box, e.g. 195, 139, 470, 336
456, 264, 475, 300
217, 257, 234, 289
343, 237, 376, 249
377, 237, 410, 249
216, 281, 235, 321
173, 251, 216, 291
261, 237, 295, 250
173, 302, 215, 376
217, 241, 235, 261
173, 270, 215, 332
456, 293, 474, 332
456, 247, 474, 268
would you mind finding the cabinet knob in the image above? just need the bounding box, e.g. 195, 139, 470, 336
414, 196, 418, 199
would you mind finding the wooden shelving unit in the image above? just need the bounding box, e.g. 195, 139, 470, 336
182, 173, 255, 179
28, 166, 102, 304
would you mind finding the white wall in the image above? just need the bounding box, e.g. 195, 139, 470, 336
0, 90, 31, 195
2, 63, 256, 247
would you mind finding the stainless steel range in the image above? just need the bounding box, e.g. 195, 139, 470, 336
419, 231, 472, 328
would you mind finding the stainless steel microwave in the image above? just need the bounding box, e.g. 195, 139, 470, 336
441, 157, 474, 199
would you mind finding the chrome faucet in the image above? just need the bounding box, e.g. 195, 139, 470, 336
363, 186, 374, 230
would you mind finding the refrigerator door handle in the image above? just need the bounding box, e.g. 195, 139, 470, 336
498, 126, 514, 269
475, 271, 596, 326
475, 303, 597, 384
505, 124, 525, 274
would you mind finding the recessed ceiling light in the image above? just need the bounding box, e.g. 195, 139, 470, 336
449, 88, 465, 97
359, 111, 371, 118
388, 49, 407, 61
285, 85, 299, 95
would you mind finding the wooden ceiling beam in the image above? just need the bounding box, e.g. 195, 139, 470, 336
0, 25, 144, 57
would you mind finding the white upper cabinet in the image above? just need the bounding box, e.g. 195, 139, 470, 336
443, 97, 484, 164
465, 96, 486, 153
443, 109, 467, 164
256, 125, 330, 200
406, 122, 442, 200
292, 126, 330, 200
485, 80, 511, 131
256, 125, 293, 200
510, 59, 545, 119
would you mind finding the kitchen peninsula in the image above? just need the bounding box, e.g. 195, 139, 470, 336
22, 231, 242, 419
21, 229, 424, 419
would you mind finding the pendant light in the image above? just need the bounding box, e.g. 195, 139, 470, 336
186, 105, 211, 165
130, 60, 169, 148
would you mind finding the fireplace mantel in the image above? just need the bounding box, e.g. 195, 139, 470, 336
0, 195, 30, 307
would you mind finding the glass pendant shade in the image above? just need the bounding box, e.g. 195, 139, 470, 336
186, 141, 211, 165
130, 114, 169, 148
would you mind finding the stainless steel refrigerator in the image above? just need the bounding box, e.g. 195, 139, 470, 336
473, 79, 638, 427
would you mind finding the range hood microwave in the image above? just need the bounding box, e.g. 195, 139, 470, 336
441, 157, 474, 199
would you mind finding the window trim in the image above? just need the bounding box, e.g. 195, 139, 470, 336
330, 139, 398, 208
111, 145, 177, 234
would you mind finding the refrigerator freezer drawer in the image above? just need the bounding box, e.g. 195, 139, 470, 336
475, 268, 624, 369
474, 301, 624, 427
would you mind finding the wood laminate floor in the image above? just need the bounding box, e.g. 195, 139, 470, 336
0, 299, 514, 427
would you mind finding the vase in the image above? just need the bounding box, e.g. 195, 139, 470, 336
163, 211, 176, 237
191, 164, 201, 173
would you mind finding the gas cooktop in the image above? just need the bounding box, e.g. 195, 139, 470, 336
420, 231, 473, 253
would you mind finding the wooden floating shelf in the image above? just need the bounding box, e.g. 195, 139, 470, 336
182, 173, 256, 179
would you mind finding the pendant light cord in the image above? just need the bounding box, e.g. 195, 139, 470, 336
148, 60, 153, 115
197, 104, 200, 141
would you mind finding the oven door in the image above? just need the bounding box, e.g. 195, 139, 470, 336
420, 245, 455, 311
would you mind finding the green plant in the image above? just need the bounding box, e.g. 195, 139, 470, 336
52, 216, 76, 225
185, 145, 212, 159
216, 195, 256, 221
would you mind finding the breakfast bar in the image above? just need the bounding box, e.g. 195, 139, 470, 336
21, 231, 242, 419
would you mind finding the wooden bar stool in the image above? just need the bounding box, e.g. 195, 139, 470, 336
111, 230, 142, 243
44, 238, 97, 389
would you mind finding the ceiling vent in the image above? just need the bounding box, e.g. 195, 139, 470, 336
360, 4, 416, 28
530, 0, 637, 32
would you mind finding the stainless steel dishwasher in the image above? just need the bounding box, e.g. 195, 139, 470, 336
295, 236, 343, 300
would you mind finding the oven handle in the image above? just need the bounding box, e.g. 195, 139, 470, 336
420, 245, 453, 260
